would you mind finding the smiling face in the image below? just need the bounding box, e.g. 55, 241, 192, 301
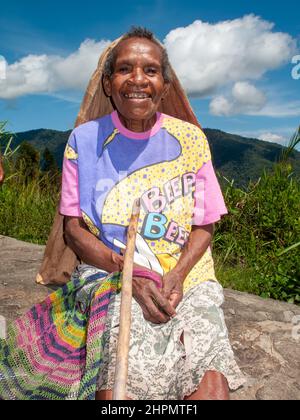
103, 37, 169, 132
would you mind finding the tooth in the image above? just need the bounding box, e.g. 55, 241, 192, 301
124, 93, 149, 98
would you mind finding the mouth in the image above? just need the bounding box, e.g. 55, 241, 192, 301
123, 92, 152, 100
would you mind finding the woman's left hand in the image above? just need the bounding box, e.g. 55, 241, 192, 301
162, 270, 184, 309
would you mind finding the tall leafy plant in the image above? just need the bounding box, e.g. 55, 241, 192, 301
0, 122, 20, 181
214, 126, 300, 304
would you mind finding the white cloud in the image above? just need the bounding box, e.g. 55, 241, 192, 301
258, 132, 287, 145
210, 82, 267, 116
232, 82, 266, 107
257, 130, 300, 151
164, 15, 296, 97
52, 39, 110, 91
258, 131, 300, 151
210, 83, 300, 118
0, 13, 297, 117
209, 95, 232, 116
0, 56, 6, 80
247, 101, 300, 117
232, 127, 300, 148
0, 39, 110, 99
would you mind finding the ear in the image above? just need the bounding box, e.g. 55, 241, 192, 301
103, 75, 112, 97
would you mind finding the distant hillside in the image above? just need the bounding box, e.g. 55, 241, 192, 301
11, 126, 300, 188
11, 128, 71, 168
205, 129, 300, 187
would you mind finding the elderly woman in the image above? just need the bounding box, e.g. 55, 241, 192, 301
59, 27, 244, 400
0, 27, 244, 400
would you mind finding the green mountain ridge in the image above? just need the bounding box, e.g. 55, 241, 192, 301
11, 126, 300, 188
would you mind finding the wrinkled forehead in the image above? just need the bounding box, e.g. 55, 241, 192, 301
114, 37, 163, 64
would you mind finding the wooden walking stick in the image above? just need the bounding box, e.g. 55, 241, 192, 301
112, 198, 140, 400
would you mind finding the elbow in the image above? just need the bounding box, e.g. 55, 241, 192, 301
64, 227, 73, 248
64, 217, 80, 248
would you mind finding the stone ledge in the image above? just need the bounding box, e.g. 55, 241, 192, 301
0, 235, 299, 400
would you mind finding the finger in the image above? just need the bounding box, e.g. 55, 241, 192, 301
161, 281, 173, 299
146, 299, 171, 324
144, 312, 166, 325
133, 285, 170, 324
140, 306, 157, 324
161, 286, 171, 299
169, 292, 182, 309
151, 288, 177, 318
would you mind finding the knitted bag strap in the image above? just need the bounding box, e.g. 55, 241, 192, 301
132, 268, 162, 289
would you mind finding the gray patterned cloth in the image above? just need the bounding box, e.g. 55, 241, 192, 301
76, 264, 245, 400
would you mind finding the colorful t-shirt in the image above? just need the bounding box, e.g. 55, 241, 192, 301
60, 111, 227, 291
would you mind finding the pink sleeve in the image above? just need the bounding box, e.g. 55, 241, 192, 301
59, 157, 81, 217
192, 160, 228, 226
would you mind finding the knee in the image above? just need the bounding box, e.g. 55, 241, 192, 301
203, 371, 229, 400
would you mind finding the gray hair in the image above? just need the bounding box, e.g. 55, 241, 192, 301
103, 26, 172, 82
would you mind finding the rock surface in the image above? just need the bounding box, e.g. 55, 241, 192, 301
0, 235, 299, 400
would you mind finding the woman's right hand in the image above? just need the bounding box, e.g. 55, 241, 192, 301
132, 276, 176, 324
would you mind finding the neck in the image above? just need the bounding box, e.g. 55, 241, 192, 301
117, 112, 157, 132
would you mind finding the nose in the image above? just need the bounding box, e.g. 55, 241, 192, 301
128, 67, 148, 87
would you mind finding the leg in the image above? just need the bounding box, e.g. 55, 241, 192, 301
96, 372, 229, 400
180, 332, 229, 401
95, 390, 132, 400
184, 371, 230, 401
95, 390, 113, 400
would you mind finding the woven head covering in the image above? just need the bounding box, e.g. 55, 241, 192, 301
37, 36, 201, 285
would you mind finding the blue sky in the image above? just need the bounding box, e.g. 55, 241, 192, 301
0, 0, 299, 148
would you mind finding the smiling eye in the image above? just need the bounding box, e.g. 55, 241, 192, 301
145, 67, 158, 75
118, 65, 131, 74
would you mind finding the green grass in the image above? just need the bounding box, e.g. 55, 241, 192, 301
215, 261, 260, 295
0, 175, 60, 244
213, 141, 300, 303
0, 122, 60, 244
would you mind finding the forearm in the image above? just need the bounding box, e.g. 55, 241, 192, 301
172, 224, 214, 281
64, 216, 124, 273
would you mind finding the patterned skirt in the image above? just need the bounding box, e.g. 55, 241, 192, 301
78, 265, 246, 400
0, 265, 245, 400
